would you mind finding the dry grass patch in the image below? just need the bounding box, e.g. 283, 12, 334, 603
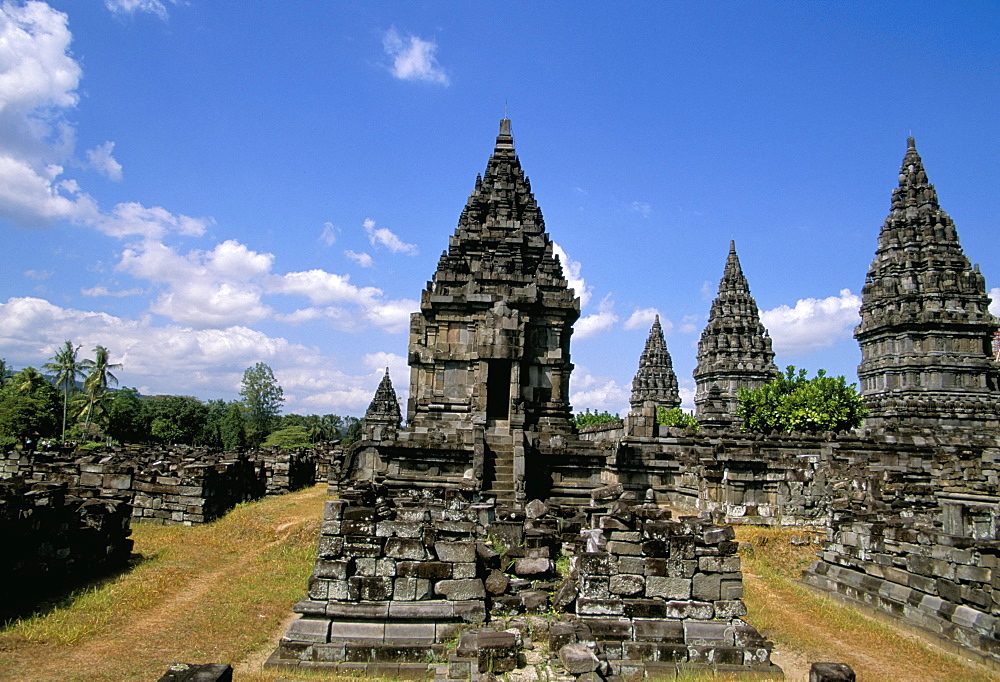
0, 485, 326, 681
736, 525, 996, 682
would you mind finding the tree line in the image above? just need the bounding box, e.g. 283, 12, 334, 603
0, 347, 361, 450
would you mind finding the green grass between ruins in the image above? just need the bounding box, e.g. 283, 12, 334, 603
0, 488, 996, 681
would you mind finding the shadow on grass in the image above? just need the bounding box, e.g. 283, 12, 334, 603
0, 550, 156, 628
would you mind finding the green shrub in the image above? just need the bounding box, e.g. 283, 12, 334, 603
656, 407, 699, 431
572, 409, 621, 429
736, 366, 867, 433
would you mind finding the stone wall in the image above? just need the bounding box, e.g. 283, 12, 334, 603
1, 445, 323, 525
0, 477, 133, 620
609, 427, 1000, 528
271, 482, 780, 678
803, 506, 1000, 663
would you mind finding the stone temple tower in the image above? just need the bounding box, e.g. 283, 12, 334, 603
346, 119, 581, 504
627, 316, 680, 435
406, 119, 579, 437
855, 138, 999, 428
694, 241, 778, 423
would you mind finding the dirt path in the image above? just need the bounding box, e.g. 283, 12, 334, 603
0, 486, 327, 682
743, 571, 996, 682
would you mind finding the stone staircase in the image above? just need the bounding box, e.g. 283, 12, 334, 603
484, 424, 516, 507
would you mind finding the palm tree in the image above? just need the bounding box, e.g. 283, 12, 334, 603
43, 341, 85, 441
14, 366, 49, 394
0, 358, 13, 388
80, 345, 123, 440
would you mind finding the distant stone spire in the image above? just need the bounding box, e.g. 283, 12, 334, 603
693, 241, 778, 423
855, 137, 999, 428
361, 368, 401, 441
630, 315, 680, 412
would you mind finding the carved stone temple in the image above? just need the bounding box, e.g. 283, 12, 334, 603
855, 137, 999, 428
693, 241, 778, 424
346, 119, 588, 506
274, 128, 1000, 676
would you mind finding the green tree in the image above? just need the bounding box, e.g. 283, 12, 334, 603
79, 345, 123, 440
220, 402, 248, 450
262, 425, 311, 448
240, 362, 284, 446
341, 416, 362, 445
0, 358, 13, 388
736, 366, 867, 434
106, 387, 149, 444
656, 406, 699, 431
572, 409, 621, 429
0, 368, 60, 448
43, 340, 85, 441
145, 395, 209, 445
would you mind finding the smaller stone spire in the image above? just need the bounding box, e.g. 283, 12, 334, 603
630, 315, 680, 412
361, 368, 402, 441
694, 241, 779, 422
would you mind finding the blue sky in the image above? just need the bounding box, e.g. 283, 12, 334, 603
1, 1, 998, 417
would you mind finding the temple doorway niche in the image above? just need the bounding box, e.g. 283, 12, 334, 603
486, 360, 512, 421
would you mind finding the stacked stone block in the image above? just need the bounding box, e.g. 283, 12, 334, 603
0, 478, 132, 620
566, 493, 777, 677
0, 445, 321, 525
273, 484, 493, 673
803, 509, 1000, 663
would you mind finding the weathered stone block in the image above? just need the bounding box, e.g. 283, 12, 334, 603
809, 662, 856, 682
314, 559, 353, 580
713, 599, 748, 618
580, 552, 615, 575
485, 569, 510, 595
608, 541, 642, 556
577, 598, 625, 616
514, 557, 552, 576
699, 555, 741, 573
435, 578, 486, 601
393, 577, 432, 601
580, 576, 610, 599
647, 576, 691, 599
435, 541, 477, 563
559, 643, 599, 674
663, 600, 714, 620
609, 574, 644, 596
349, 576, 394, 601
623, 598, 667, 618
692, 573, 722, 601
285, 617, 330, 643
385, 538, 429, 560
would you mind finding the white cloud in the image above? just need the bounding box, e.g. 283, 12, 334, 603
761, 289, 861, 356
364, 218, 418, 255
630, 201, 652, 218
345, 250, 373, 268
81, 285, 143, 297
569, 366, 629, 416
0, 296, 388, 415
85, 141, 123, 181
364, 299, 419, 334
0, 5, 207, 237
552, 242, 592, 307
24, 269, 52, 280
624, 307, 668, 332
320, 221, 337, 246
382, 28, 449, 86
105, 0, 175, 20
990, 288, 1000, 317
96, 201, 210, 239
275, 269, 381, 306
575, 294, 618, 340
678, 384, 696, 412
679, 314, 701, 335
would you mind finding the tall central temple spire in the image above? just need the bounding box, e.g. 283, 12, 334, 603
407, 118, 579, 451
693, 241, 778, 423
855, 138, 999, 428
